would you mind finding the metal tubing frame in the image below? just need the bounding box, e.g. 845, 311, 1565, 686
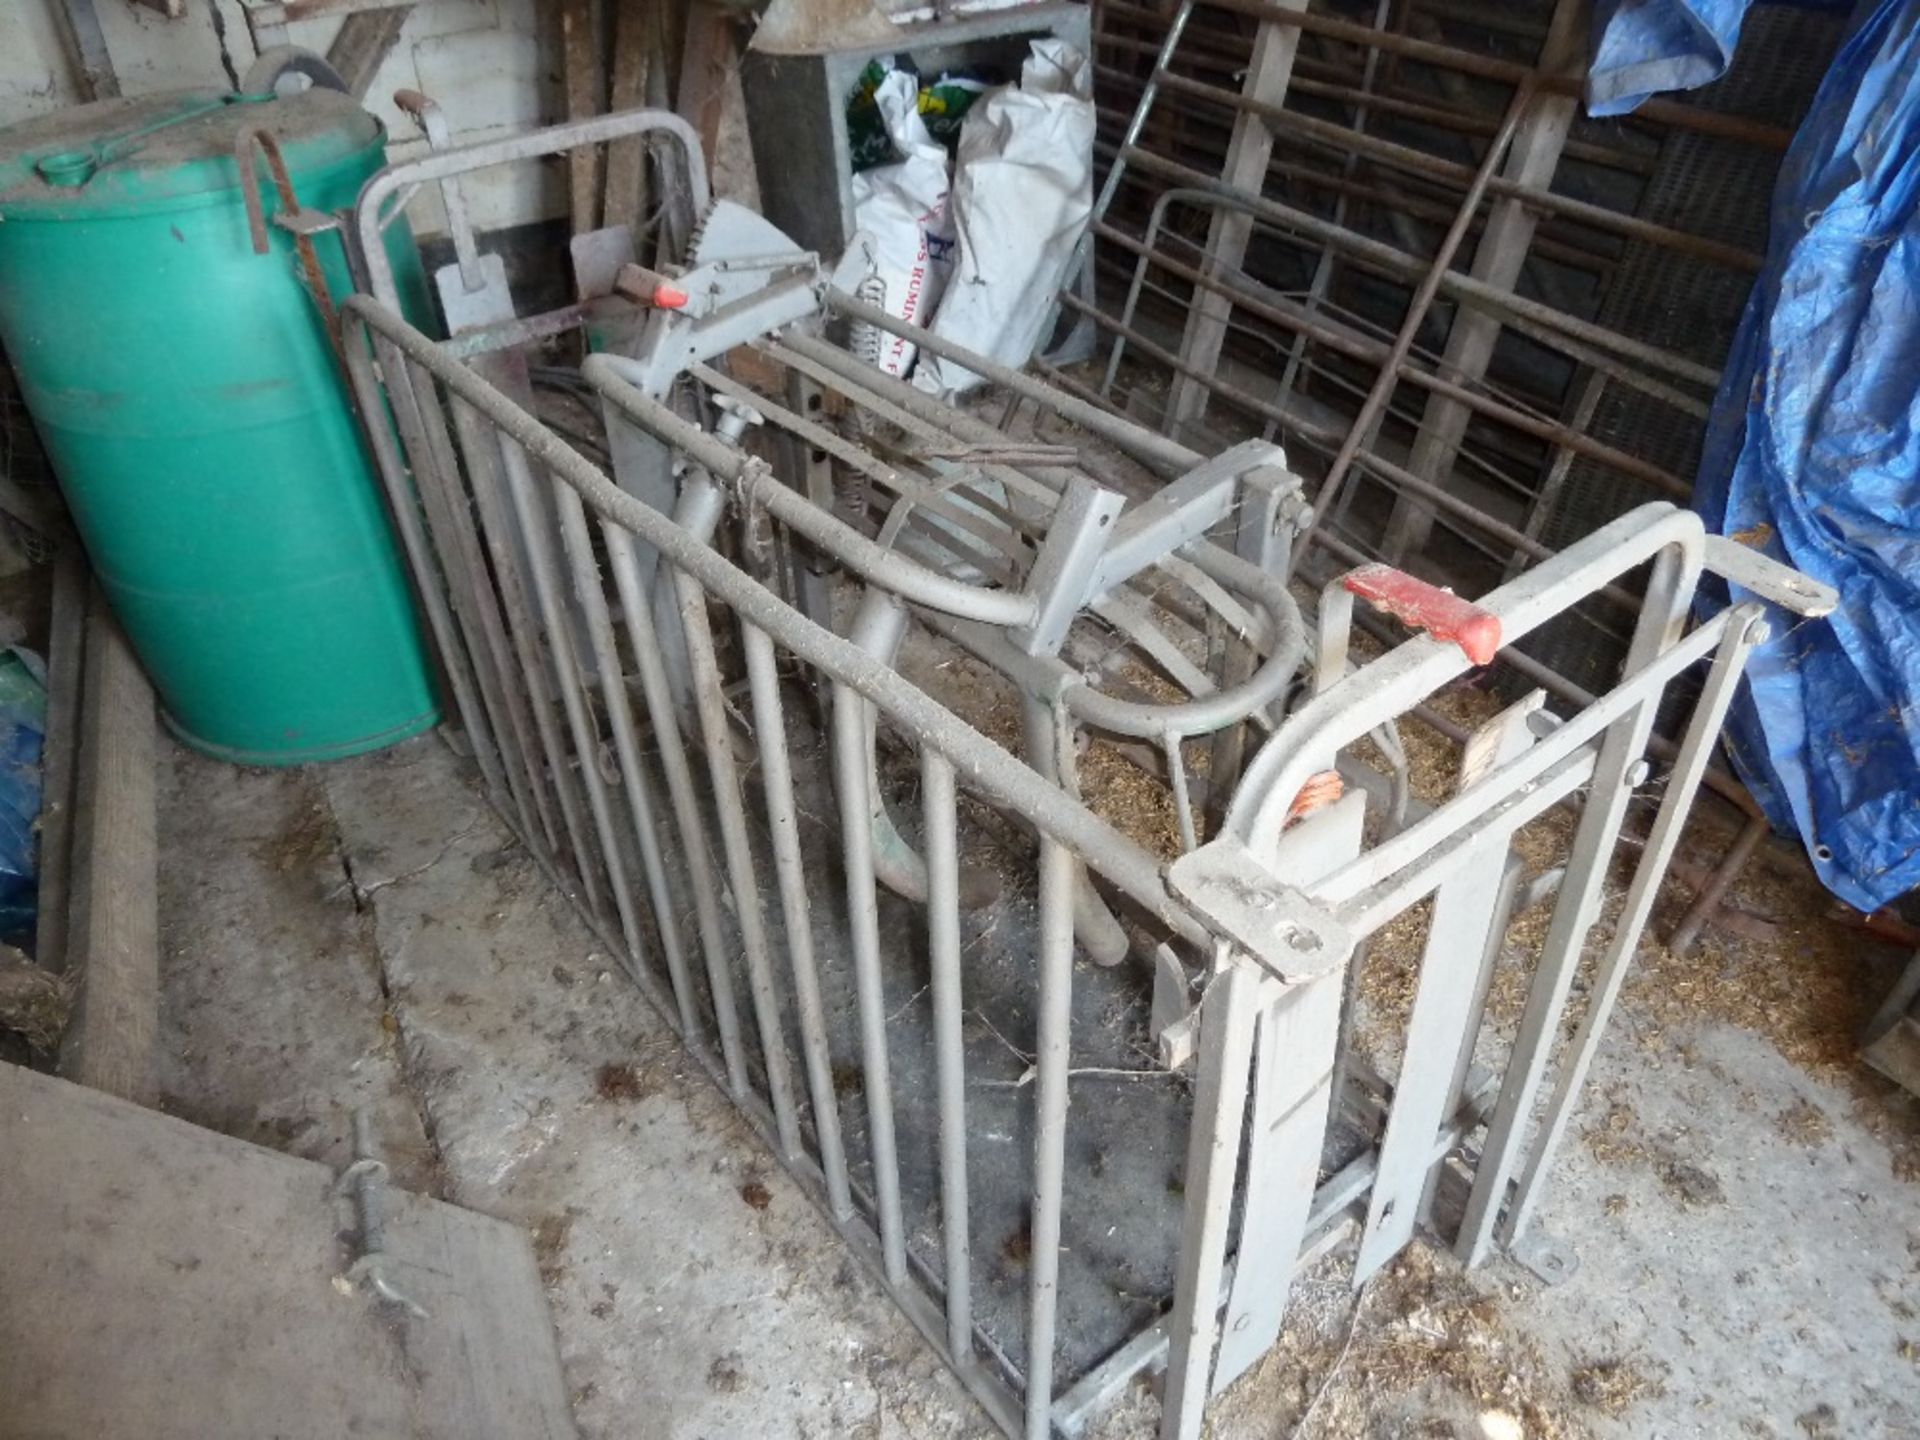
340, 282, 1802, 1440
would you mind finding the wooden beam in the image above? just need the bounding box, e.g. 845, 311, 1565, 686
1163, 0, 1308, 434
33, 551, 86, 980
1380, 0, 1586, 561
57, 597, 158, 1107
49, 0, 119, 102
560, 0, 605, 235
676, 1, 736, 173
326, 5, 412, 100
602, 0, 657, 233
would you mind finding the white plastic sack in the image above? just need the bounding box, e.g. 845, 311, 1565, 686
849, 68, 956, 378
913, 39, 1095, 398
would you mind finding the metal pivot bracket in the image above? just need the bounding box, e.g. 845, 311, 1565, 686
1167, 836, 1353, 983
613, 202, 845, 397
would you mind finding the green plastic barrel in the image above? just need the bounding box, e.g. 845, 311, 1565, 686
0, 86, 439, 765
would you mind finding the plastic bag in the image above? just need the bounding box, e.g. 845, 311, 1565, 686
913, 39, 1095, 399
0, 647, 45, 949
848, 68, 957, 379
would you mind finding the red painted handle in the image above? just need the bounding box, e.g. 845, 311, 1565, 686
1343, 564, 1502, 666
613, 263, 689, 310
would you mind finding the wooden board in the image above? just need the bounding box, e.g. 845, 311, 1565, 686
0, 1062, 577, 1440
56, 601, 156, 1104
560, 0, 604, 235
602, 0, 657, 233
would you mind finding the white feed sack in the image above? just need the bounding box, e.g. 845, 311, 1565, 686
848, 68, 957, 378
913, 39, 1095, 399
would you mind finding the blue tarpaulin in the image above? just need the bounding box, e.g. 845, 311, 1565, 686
1587, 0, 1755, 114
1644, 0, 1920, 911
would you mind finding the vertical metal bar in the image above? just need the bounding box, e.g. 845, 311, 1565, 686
495, 437, 648, 964
1501, 608, 1765, 1246
1163, 731, 1199, 854
416, 377, 599, 902
377, 351, 538, 832
550, 479, 701, 1039
1159, 954, 1261, 1440
830, 679, 908, 1286
438, 392, 573, 860
1456, 543, 1699, 1265
672, 566, 804, 1160
603, 522, 752, 1096
921, 749, 974, 1362
1025, 836, 1076, 1440
339, 329, 506, 813
744, 623, 855, 1218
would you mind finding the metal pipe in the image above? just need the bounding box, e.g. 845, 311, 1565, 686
920, 750, 974, 1361
1667, 811, 1769, 956
671, 537, 805, 1159
1025, 837, 1076, 1440
590, 355, 1041, 628
355, 107, 711, 313
603, 522, 755, 1096
415, 378, 607, 913
1092, 217, 1699, 493
496, 436, 650, 964
1120, 146, 1723, 392
1502, 606, 1766, 1245
1225, 503, 1704, 851
831, 680, 910, 1287
343, 297, 1231, 949
1295, 75, 1534, 561
1146, 69, 1763, 275
339, 335, 507, 819
1095, 25, 1656, 175
742, 622, 857, 1220
551, 476, 701, 1040
1199, 0, 1794, 151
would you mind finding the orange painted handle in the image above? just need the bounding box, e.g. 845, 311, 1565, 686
1343, 564, 1502, 666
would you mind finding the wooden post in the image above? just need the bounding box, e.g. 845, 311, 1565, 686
57, 597, 158, 1107
327, 6, 413, 101
560, 0, 605, 236
1379, 0, 1586, 562
602, 0, 658, 234
1163, 0, 1309, 435
33, 552, 86, 979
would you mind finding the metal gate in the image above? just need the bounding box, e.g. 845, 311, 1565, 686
333, 109, 1831, 1440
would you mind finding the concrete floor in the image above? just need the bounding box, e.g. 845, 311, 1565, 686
154, 733, 1920, 1439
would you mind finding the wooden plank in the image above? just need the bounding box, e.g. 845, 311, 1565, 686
602, 0, 657, 233
32, 550, 86, 979
49, 0, 120, 101
56, 595, 157, 1106
676, 1, 736, 175
326, 4, 412, 100
1163, 0, 1308, 433
0, 1062, 576, 1439
1379, 0, 1585, 561
560, 0, 605, 235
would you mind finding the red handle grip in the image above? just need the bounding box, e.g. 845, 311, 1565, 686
1343, 564, 1502, 666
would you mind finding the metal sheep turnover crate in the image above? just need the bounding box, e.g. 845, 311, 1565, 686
330, 109, 1833, 1440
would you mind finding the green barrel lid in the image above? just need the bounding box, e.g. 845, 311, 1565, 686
0, 86, 383, 217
